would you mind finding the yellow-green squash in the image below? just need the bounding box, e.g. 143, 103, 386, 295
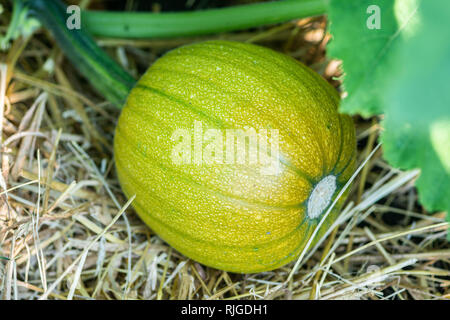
114, 40, 356, 273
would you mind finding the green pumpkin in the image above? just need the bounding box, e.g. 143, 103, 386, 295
114, 40, 356, 273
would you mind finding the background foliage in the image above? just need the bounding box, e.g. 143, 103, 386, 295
328, 0, 450, 226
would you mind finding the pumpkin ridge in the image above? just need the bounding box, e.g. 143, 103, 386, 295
134, 204, 309, 273
116, 100, 174, 134
330, 115, 357, 177
117, 102, 316, 194
211, 40, 340, 110
335, 144, 357, 178
215, 41, 343, 173
135, 84, 224, 129
138, 67, 303, 151
128, 192, 310, 250
330, 114, 345, 174
277, 154, 317, 185
145, 65, 318, 184
260, 222, 314, 268
115, 138, 310, 209
132, 84, 318, 186
173, 42, 339, 172
153, 50, 328, 175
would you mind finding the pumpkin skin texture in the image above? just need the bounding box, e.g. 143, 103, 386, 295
114, 40, 356, 273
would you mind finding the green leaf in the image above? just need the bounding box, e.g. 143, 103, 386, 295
327, 0, 420, 116
381, 0, 450, 219
327, 0, 450, 226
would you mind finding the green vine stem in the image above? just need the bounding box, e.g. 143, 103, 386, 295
7, 0, 328, 107
14, 0, 136, 108
83, 0, 329, 39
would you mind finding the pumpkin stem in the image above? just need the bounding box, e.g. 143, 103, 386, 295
11, 0, 136, 108
82, 0, 329, 39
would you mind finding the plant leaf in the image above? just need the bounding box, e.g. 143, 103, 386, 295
328, 0, 450, 226
327, 0, 420, 116
381, 0, 450, 220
